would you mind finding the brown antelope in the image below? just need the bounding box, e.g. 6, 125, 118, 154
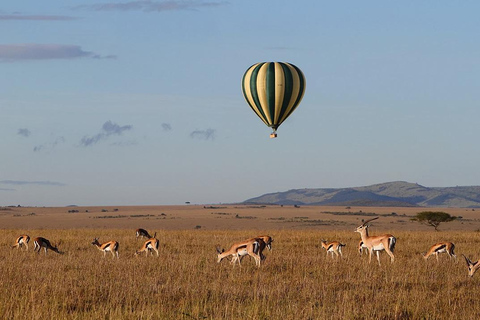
463, 254, 480, 277
358, 240, 368, 255
423, 242, 456, 262
12, 235, 30, 250
33, 237, 61, 255
91, 238, 119, 259
242, 235, 272, 261
231, 238, 267, 267
320, 240, 346, 258
136, 228, 153, 240
355, 217, 396, 265
217, 238, 264, 267
135, 234, 159, 257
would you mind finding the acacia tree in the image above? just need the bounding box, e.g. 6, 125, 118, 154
411, 211, 457, 231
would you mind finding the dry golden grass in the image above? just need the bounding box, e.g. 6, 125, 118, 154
3, 227, 480, 319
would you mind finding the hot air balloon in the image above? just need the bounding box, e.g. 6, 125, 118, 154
241, 62, 306, 138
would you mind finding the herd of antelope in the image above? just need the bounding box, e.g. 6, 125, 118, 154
11, 228, 159, 258
10, 218, 480, 276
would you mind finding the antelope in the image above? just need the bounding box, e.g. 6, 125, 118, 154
243, 235, 273, 261
231, 238, 268, 267
320, 240, 346, 258
135, 235, 159, 257
217, 238, 264, 267
12, 235, 30, 250
91, 238, 119, 259
33, 237, 61, 255
256, 235, 274, 251
463, 254, 480, 277
358, 240, 368, 255
136, 228, 153, 240
355, 217, 396, 265
423, 242, 456, 262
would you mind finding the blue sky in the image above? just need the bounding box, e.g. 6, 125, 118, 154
1, 1, 479, 206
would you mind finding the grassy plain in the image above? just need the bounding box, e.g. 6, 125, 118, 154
2, 205, 480, 319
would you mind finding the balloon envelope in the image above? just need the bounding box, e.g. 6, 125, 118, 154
241, 62, 306, 136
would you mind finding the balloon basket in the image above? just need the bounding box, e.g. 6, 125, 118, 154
269, 132, 277, 139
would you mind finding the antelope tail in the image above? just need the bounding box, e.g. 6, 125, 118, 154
389, 237, 396, 253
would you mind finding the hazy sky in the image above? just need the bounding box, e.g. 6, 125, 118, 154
1, 1, 479, 206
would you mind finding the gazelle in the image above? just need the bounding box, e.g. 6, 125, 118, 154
358, 240, 368, 255
91, 238, 119, 259
217, 238, 264, 267
243, 235, 272, 261
255, 235, 274, 251
423, 242, 456, 262
355, 217, 396, 265
135, 235, 159, 257
33, 237, 61, 255
231, 238, 267, 267
136, 228, 153, 240
463, 254, 480, 277
320, 240, 346, 258
12, 235, 30, 250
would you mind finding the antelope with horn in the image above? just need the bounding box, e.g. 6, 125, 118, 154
423, 242, 456, 262
91, 238, 119, 259
463, 254, 480, 277
135, 233, 159, 257
136, 228, 153, 240
217, 238, 265, 267
12, 235, 30, 251
320, 240, 346, 258
33, 237, 61, 255
354, 217, 396, 265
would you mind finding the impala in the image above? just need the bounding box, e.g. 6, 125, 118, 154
135, 235, 159, 257
91, 238, 119, 259
136, 228, 153, 240
423, 242, 456, 262
217, 238, 264, 267
320, 240, 346, 258
12, 235, 30, 250
355, 217, 396, 265
33, 237, 61, 255
463, 254, 480, 277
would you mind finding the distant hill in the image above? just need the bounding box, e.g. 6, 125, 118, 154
244, 181, 480, 207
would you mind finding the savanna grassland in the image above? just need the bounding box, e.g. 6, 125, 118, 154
2, 205, 480, 319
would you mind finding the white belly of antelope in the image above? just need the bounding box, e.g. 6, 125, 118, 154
373, 243, 385, 251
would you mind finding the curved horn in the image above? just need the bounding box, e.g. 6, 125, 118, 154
362, 216, 379, 226
463, 254, 472, 266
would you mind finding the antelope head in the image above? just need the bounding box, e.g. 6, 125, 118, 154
266, 237, 273, 250
355, 217, 379, 234
216, 246, 225, 263
463, 254, 480, 277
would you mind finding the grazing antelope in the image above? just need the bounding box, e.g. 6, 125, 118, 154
255, 235, 274, 251
135, 235, 159, 257
12, 235, 30, 250
136, 228, 153, 240
243, 235, 272, 261
423, 242, 456, 262
231, 238, 268, 267
355, 217, 396, 265
217, 238, 264, 267
463, 254, 480, 277
320, 240, 346, 258
91, 238, 119, 259
33, 237, 61, 255
358, 240, 368, 255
